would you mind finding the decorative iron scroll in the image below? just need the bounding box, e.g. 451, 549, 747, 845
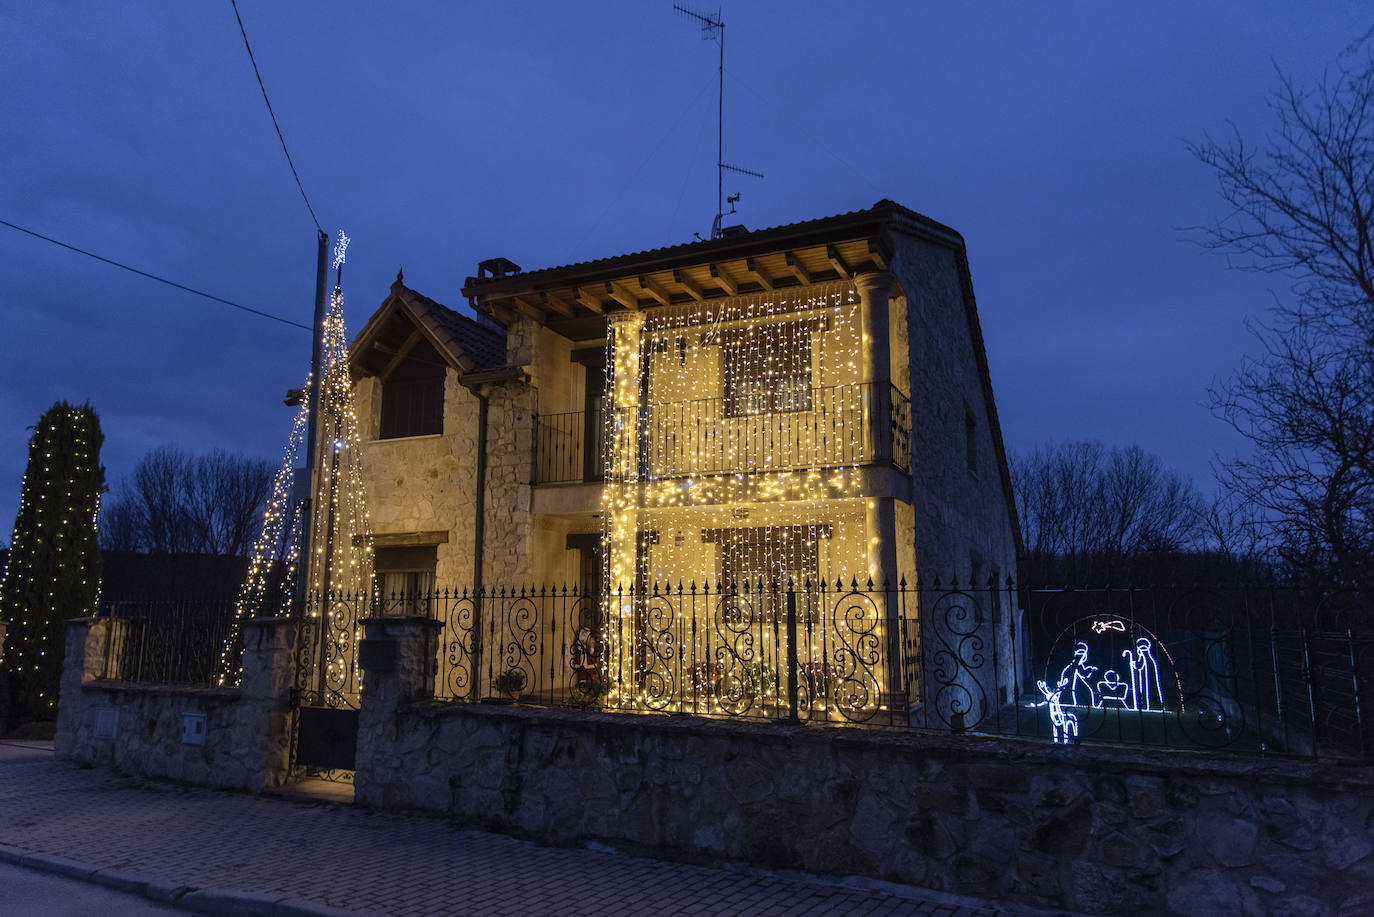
921, 588, 988, 732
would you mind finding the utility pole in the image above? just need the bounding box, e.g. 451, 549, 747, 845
294, 230, 329, 612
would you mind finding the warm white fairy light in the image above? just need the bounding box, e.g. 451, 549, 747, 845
599, 280, 891, 714
0, 405, 102, 714
304, 284, 374, 698
218, 277, 373, 688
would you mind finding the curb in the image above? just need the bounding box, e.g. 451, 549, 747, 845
0, 842, 369, 917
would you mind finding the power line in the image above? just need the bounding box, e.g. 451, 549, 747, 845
0, 218, 311, 332
230, 0, 323, 234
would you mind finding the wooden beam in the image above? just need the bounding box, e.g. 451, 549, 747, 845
511, 295, 546, 321
378, 328, 424, 380
784, 251, 813, 285
575, 287, 605, 313
709, 262, 738, 296
673, 269, 706, 301
827, 244, 854, 279
488, 301, 517, 323
866, 239, 889, 271
743, 257, 775, 290
637, 274, 673, 307
369, 529, 450, 547
604, 280, 640, 310
542, 292, 576, 318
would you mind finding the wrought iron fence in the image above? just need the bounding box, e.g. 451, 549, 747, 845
95, 579, 1373, 760
101, 593, 241, 688
406, 579, 1371, 759
424, 580, 909, 726
532, 381, 911, 485
904, 580, 1373, 761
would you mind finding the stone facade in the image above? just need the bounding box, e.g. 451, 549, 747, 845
890, 234, 1017, 585
54, 617, 298, 792
353, 621, 1373, 916
357, 369, 482, 584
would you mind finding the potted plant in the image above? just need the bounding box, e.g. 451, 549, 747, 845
493, 667, 528, 705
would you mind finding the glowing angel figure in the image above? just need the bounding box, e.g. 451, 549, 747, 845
1058, 642, 1098, 707
1125, 638, 1163, 712
1035, 677, 1079, 744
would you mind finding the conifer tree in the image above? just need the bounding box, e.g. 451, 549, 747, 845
0, 402, 104, 728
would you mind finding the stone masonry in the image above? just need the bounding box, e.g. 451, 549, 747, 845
54, 617, 298, 792
354, 615, 1374, 917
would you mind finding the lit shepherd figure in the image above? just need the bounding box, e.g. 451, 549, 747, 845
1125, 638, 1163, 712
1058, 642, 1098, 707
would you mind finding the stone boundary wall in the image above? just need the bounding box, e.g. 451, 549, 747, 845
55, 617, 297, 792
355, 619, 1373, 917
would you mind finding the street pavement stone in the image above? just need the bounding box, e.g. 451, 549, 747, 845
0, 742, 1033, 917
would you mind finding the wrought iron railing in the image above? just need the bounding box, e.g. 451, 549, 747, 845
533, 381, 911, 485
904, 580, 1373, 760
532, 408, 605, 485
410, 579, 1371, 758
101, 593, 241, 688
421, 580, 909, 726
94, 580, 1374, 759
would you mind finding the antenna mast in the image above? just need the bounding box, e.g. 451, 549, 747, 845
674, 4, 762, 239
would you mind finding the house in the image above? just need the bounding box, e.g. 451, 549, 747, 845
347, 199, 1021, 718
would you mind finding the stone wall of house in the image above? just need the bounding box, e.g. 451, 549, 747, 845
54, 618, 297, 792
357, 371, 482, 583
890, 234, 1018, 586
483, 375, 538, 586
358, 697, 1372, 917
890, 233, 1020, 712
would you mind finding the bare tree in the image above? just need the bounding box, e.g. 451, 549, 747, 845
1011, 441, 1208, 582
1191, 52, 1374, 591
100, 446, 274, 557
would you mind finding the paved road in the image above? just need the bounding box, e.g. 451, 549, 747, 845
0, 742, 1032, 917
0, 861, 195, 916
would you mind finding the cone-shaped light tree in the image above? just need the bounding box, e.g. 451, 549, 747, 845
0, 402, 104, 728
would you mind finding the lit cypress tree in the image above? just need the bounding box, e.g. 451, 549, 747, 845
0, 402, 104, 729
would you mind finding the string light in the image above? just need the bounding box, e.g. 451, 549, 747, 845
598, 280, 889, 714
0, 404, 103, 719
218, 260, 372, 688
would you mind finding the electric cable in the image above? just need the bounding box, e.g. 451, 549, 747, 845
230, 0, 323, 234
0, 218, 311, 332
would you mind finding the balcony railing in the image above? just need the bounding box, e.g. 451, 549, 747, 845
533, 381, 911, 484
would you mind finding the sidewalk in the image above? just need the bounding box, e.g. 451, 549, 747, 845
0, 741, 1038, 917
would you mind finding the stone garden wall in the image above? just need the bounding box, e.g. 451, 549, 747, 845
54, 617, 297, 792
354, 618, 1374, 917
55, 613, 1373, 916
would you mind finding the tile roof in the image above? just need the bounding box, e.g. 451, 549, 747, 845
352, 278, 508, 375
403, 285, 507, 369
461, 199, 962, 295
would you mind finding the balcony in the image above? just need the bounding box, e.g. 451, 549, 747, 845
533, 381, 911, 485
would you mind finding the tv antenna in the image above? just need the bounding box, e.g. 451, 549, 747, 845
674, 4, 763, 239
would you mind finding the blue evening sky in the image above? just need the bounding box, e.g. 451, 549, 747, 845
1, 2, 1370, 543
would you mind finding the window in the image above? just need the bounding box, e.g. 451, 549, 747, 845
723, 324, 812, 417
705, 525, 825, 590
375, 545, 437, 616
379, 339, 446, 439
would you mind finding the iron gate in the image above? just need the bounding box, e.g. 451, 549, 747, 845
290, 593, 362, 778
